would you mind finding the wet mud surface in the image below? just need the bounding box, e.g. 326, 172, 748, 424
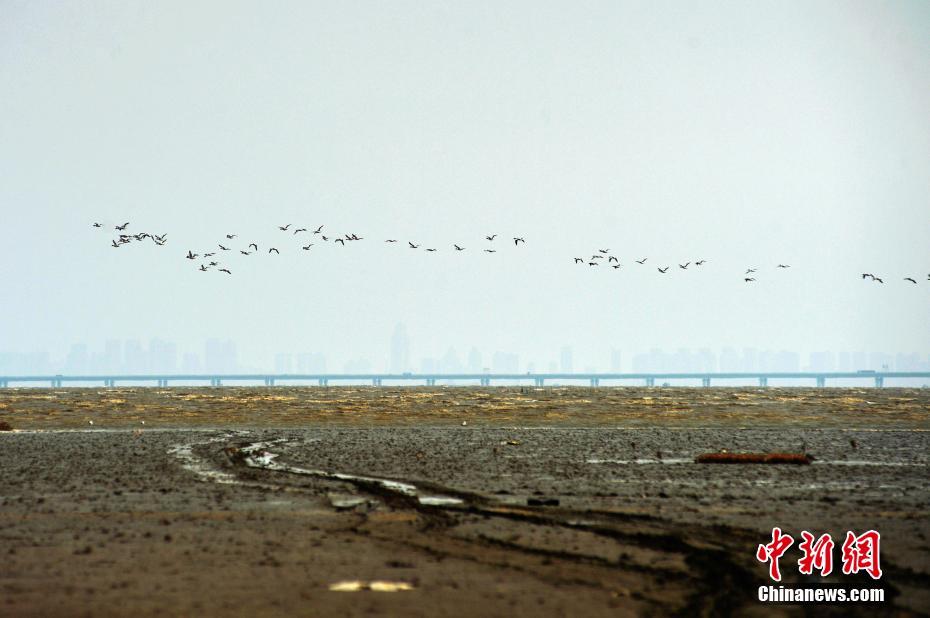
1, 388, 929, 616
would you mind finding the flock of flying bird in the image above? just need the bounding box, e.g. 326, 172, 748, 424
92, 221, 927, 285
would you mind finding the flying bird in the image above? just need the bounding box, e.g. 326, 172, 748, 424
454, 244, 465, 251
744, 277, 756, 282
485, 235, 497, 241
608, 256, 619, 263
861, 273, 874, 280
874, 277, 884, 283
679, 262, 690, 269
115, 222, 129, 231
208, 261, 218, 266
385, 239, 397, 243
218, 244, 229, 251
484, 249, 497, 253
335, 238, 345, 245
696, 260, 706, 266
598, 249, 610, 254
574, 258, 584, 263
777, 264, 790, 268
425, 248, 437, 252
321, 235, 329, 241
587, 261, 598, 266
746, 268, 757, 274
93, 222, 102, 228
186, 250, 198, 260
219, 268, 231, 275
294, 228, 307, 234
408, 242, 420, 249
199, 264, 208, 271
240, 250, 251, 255
249, 243, 258, 251
110, 240, 120, 248
278, 224, 291, 231
636, 258, 647, 264
203, 252, 215, 257
612, 264, 621, 269
904, 277, 917, 284
658, 267, 669, 273
226, 234, 237, 239
268, 247, 280, 254
513, 237, 525, 245
302, 244, 314, 250
313, 225, 324, 234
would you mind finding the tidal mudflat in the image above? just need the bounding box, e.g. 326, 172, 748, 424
1, 387, 928, 616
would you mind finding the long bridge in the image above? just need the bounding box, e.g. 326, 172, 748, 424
1, 371, 928, 388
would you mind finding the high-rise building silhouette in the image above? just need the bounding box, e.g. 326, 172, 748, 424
390, 324, 411, 373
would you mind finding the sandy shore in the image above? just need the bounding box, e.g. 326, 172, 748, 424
1, 388, 928, 616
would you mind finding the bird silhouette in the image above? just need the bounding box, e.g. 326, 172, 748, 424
408, 242, 420, 249
93, 222, 102, 228
425, 248, 437, 252
777, 264, 790, 268
278, 224, 291, 231
186, 250, 198, 260
218, 244, 229, 251
268, 247, 280, 254
574, 258, 584, 263
110, 240, 120, 248
454, 244, 465, 251
679, 262, 689, 269
208, 261, 218, 266
598, 249, 610, 254
240, 250, 251, 255
658, 267, 669, 273
226, 234, 237, 239
612, 264, 621, 269
294, 228, 307, 234
249, 243, 258, 251
862, 273, 874, 280
385, 239, 397, 243
203, 252, 215, 257
219, 268, 231, 275
744, 277, 755, 282
904, 277, 917, 284
513, 237, 525, 245
484, 249, 497, 253
335, 238, 345, 245
321, 235, 329, 241
588, 261, 598, 266
115, 222, 129, 231
199, 264, 208, 271
696, 260, 706, 266
608, 256, 618, 263
746, 268, 757, 274
302, 244, 314, 250
313, 225, 324, 234
874, 277, 884, 283
636, 258, 647, 264
486, 235, 497, 241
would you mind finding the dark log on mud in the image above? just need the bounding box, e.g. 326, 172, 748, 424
695, 453, 814, 464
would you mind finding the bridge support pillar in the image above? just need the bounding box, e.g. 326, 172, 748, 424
875, 376, 884, 388
759, 377, 768, 387
816, 376, 825, 388
426, 378, 436, 386
646, 377, 655, 387
590, 377, 600, 387
372, 378, 382, 386
317, 378, 328, 387
534, 377, 544, 387
702, 377, 711, 387
0, 380, 7, 388
480, 377, 490, 386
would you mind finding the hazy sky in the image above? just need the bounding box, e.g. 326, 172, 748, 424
1, 0, 928, 369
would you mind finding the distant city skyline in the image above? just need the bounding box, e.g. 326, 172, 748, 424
1, 325, 927, 375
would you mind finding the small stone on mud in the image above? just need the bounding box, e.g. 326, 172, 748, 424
527, 497, 559, 507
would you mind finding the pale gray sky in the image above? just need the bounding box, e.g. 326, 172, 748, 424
1, 0, 928, 370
